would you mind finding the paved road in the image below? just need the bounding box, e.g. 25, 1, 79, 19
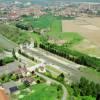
36, 72, 67, 100
24, 48, 100, 83
24, 48, 82, 82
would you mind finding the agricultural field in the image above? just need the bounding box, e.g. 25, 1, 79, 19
12, 83, 62, 100
62, 17, 100, 57
22, 14, 83, 45
21, 14, 55, 29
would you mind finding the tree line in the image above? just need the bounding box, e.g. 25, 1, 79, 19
71, 77, 100, 98
40, 42, 100, 72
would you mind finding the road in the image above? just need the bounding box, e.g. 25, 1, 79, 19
24, 48, 100, 83
24, 48, 82, 82
36, 72, 67, 100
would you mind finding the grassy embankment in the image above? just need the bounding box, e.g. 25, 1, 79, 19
0, 24, 30, 50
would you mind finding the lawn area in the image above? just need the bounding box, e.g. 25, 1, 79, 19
14, 83, 62, 100
46, 66, 61, 75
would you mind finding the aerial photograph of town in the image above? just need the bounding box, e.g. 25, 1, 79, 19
0, 0, 100, 100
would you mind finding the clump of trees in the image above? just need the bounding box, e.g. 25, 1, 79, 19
12, 49, 18, 60
16, 23, 32, 31
71, 77, 100, 98
57, 73, 65, 82
40, 42, 100, 72
0, 73, 19, 83
0, 57, 15, 66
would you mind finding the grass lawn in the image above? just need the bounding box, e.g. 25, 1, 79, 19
18, 83, 62, 100
46, 66, 61, 77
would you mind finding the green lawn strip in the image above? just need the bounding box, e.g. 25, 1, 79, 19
19, 83, 61, 100
46, 66, 61, 74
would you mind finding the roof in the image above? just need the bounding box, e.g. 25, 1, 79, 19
2, 81, 17, 91
0, 61, 21, 75
9, 87, 18, 93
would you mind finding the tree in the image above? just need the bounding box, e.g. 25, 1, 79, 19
11, 74, 18, 81
12, 49, 17, 60
0, 59, 3, 66
57, 73, 65, 82
79, 77, 89, 96
96, 93, 100, 100
34, 41, 38, 48
23, 81, 30, 87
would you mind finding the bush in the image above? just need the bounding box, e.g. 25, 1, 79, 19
3, 57, 15, 64
0, 57, 15, 66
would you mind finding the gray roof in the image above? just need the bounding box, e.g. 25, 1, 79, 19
2, 81, 17, 90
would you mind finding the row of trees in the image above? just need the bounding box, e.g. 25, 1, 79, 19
40, 42, 100, 71
0, 57, 15, 66
71, 77, 100, 98
18, 49, 36, 62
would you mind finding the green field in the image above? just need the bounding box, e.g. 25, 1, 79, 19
12, 83, 62, 100
22, 14, 56, 29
